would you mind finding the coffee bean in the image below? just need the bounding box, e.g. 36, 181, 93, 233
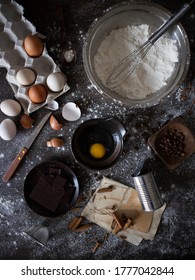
159, 128, 185, 158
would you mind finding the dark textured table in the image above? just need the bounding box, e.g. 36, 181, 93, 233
0, 0, 195, 260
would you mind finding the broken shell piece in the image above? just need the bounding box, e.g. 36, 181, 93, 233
62, 41, 77, 65
45, 100, 59, 111
47, 137, 64, 148
49, 115, 63, 130
64, 48, 76, 63
62, 102, 81, 121
20, 114, 34, 129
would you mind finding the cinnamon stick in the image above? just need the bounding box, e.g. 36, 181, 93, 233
112, 211, 124, 229
97, 185, 114, 193
123, 218, 133, 230
113, 224, 122, 234
92, 241, 102, 253
68, 216, 84, 230
73, 223, 92, 232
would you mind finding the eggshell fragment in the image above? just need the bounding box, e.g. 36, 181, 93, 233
16, 68, 36, 86
0, 119, 17, 141
47, 137, 64, 147
28, 84, 48, 104
62, 102, 81, 121
45, 100, 59, 111
49, 115, 63, 130
64, 49, 75, 63
0, 99, 21, 117
24, 35, 44, 57
20, 114, 34, 129
46, 72, 66, 92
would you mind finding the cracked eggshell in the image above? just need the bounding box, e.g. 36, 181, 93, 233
46, 72, 67, 92
47, 137, 64, 147
20, 114, 34, 129
16, 68, 36, 86
62, 102, 81, 122
0, 118, 17, 141
0, 99, 21, 117
49, 115, 63, 130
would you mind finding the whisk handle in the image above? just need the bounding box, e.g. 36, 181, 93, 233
149, 2, 193, 44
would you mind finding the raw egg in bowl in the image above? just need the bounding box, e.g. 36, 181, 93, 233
71, 117, 126, 170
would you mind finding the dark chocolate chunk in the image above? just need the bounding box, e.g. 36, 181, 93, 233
52, 184, 65, 200
53, 174, 67, 188
44, 174, 55, 184
57, 187, 75, 212
49, 168, 61, 175
61, 186, 75, 204
29, 175, 65, 212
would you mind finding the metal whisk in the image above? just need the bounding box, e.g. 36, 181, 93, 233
106, 0, 195, 89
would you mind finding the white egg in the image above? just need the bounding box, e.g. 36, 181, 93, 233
0, 99, 21, 117
0, 119, 17, 141
16, 68, 36, 86
62, 102, 81, 121
46, 72, 66, 92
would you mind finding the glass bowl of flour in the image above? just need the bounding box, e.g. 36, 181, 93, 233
83, 2, 190, 107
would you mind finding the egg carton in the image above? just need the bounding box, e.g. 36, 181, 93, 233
0, 0, 70, 114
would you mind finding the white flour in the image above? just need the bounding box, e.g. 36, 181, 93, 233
94, 24, 179, 99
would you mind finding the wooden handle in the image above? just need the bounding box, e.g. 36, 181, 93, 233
2, 147, 28, 182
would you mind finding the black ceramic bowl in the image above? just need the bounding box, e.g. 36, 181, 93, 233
71, 118, 126, 169
24, 161, 79, 217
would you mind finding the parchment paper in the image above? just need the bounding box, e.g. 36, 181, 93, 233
82, 177, 166, 245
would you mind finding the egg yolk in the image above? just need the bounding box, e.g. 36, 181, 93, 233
90, 143, 106, 159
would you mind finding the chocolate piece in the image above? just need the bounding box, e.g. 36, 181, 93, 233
49, 168, 61, 175
44, 174, 55, 184
29, 174, 66, 212
30, 176, 60, 212
52, 185, 65, 200
62, 186, 75, 204
53, 174, 67, 188
56, 186, 75, 212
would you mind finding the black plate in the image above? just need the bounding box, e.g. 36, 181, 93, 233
24, 161, 79, 217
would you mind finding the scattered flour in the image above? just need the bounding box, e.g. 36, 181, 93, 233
0, 197, 15, 220
94, 24, 179, 99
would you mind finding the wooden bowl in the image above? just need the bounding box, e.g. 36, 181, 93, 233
148, 117, 195, 169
